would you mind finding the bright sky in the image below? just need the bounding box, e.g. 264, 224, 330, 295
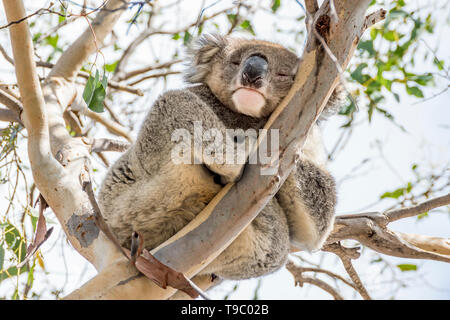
0, 0, 449, 300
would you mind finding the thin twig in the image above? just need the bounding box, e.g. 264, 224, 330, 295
386, 193, 450, 222
286, 259, 343, 300
323, 243, 371, 300
288, 256, 359, 291
84, 109, 133, 142
117, 59, 183, 82
127, 71, 181, 86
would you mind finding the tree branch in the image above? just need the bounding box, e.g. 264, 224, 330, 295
2, 0, 55, 172
0, 108, 21, 124
116, 59, 183, 82
363, 9, 387, 30
286, 259, 343, 300
0, 88, 22, 118
327, 194, 450, 263
323, 243, 371, 300
386, 193, 450, 222
305, 0, 319, 15
83, 109, 133, 142
126, 71, 181, 86
113, 6, 235, 79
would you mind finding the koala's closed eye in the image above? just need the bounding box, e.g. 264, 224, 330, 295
275, 67, 294, 80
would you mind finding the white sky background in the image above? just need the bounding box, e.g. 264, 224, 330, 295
0, 0, 449, 299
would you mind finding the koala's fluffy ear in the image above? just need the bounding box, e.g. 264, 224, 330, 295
185, 33, 227, 83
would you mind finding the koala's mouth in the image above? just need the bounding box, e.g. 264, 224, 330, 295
231, 87, 266, 118
234, 87, 266, 98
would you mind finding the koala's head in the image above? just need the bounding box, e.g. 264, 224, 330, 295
185, 34, 300, 118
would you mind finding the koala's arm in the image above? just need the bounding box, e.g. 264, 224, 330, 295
137, 89, 251, 183
275, 125, 336, 251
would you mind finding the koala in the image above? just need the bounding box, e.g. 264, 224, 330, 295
98, 34, 342, 282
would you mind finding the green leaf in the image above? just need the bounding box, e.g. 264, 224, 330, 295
3, 222, 26, 263
226, 14, 237, 25
406, 86, 424, 98
183, 31, 191, 45
45, 35, 59, 49
172, 33, 180, 40
358, 40, 375, 57
240, 20, 255, 35
32, 32, 42, 43
409, 73, 433, 86
397, 264, 417, 272
30, 214, 38, 232
0, 265, 28, 283
406, 182, 413, 193
382, 30, 398, 42
433, 58, 444, 71
370, 258, 383, 264
380, 187, 406, 199
82, 73, 96, 106
83, 70, 107, 113
105, 61, 118, 73
26, 262, 35, 292
393, 92, 400, 102
370, 28, 378, 40
417, 212, 428, 220
350, 63, 369, 84
271, 0, 281, 12
0, 245, 4, 270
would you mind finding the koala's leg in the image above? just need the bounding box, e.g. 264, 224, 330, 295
276, 159, 336, 251
200, 198, 290, 280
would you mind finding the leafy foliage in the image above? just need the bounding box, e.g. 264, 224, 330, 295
341, 0, 445, 125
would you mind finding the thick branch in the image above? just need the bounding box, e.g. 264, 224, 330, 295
305, 0, 319, 15
397, 233, 450, 256
0, 108, 21, 124
2, 0, 56, 173
327, 194, 450, 263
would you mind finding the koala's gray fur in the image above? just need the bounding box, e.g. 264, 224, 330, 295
98, 34, 342, 280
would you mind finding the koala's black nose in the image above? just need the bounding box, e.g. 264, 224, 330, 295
242, 55, 268, 86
